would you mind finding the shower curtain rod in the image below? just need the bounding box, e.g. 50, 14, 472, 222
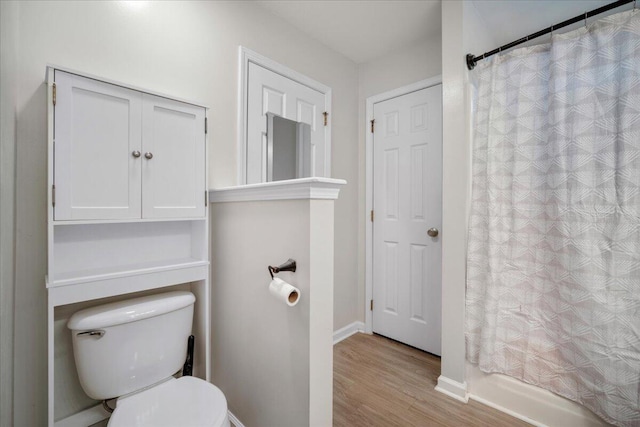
466, 0, 635, 70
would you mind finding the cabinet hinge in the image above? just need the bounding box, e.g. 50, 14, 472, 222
370, 299, 374, 311
52, 184, 56, 207
370, 210, 374, 222
205, 190, 208, 207
370, 119, 375, 133
205, 117, 208, 134
323, 111, 328, 126
52, 83, 57, 106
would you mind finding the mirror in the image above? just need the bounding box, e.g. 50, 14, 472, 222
266, 113, 312, 182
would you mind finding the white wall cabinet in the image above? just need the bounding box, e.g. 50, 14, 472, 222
142, 94, 206, 219
46, 67, 210, 427
54, 71, 143, 220
53, 70, 206, 221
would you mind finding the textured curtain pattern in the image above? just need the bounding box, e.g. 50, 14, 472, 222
466, 11, 640, 426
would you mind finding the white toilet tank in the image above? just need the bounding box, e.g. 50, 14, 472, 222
67, 291, 196, 400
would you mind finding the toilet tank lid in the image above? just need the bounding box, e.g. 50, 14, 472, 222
67, 291, 196, 331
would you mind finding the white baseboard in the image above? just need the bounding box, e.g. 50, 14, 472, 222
469, 394, 545, 427
435, 375, 469, 403
228, 410, 245, 427
54, 404, 110, 427
333, 321, 365, 345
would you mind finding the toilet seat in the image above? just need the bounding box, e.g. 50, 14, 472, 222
108, 376, 230, 427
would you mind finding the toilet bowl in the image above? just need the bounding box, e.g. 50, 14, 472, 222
108, 377, 230, 427
67, 291, 229, 427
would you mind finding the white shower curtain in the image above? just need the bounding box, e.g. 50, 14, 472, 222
466, 10, 640, 427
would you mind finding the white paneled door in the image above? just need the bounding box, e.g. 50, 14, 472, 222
141, 94, 206, 219
246, 62, 326, 184
54, 71, 142, 220
372, 85, 442, 355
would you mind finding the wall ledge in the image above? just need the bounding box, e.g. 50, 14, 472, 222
209, 177, 347, 203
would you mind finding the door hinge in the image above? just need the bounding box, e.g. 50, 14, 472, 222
370, 299, 374, 311
52, 184, 56, 207
323, 111, 328, 126
370, 210, 374, 222
52, 83, 57, 106
370, 119, 375, 133
204, 117, 208, 134
205, 190, 208, 207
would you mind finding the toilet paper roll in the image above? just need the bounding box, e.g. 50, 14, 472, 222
269, 278, 300, 307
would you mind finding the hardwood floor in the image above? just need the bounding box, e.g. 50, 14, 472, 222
333, 333, 531, 427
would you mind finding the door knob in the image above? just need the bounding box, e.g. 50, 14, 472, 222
144, 152, 153, 160
427, 227, 439, 237
132, 150, 141, 158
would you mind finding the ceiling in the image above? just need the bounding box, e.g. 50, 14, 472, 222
254, 1, 636, 65
255, 0, 442, 64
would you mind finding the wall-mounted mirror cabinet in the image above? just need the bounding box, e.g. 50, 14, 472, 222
266, 113, 311, 182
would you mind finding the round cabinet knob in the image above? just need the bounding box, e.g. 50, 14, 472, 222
144, 152, 153, 160
427, 227, 439, 237
132, 150, 141, 158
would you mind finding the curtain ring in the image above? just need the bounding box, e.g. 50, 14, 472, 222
584, 12, 588, 27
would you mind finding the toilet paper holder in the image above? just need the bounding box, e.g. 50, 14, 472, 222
268, 258, 297, 279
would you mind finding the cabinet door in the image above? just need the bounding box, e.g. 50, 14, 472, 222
54, 71, 142, 220
141, 94, 206, 219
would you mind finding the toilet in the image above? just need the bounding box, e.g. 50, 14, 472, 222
67, 291, 230, 427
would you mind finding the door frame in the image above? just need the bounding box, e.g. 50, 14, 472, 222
237, 46, 332, 185
364, 76, 442, 334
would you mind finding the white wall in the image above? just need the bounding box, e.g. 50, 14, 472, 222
6, 1, 358, 424
0, 2, 19, 425
437, 0, 470, 399
438, 0, 524, 402
358, 38, 442, 101
210, 199, 335, 427
346, 38, 443, 330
